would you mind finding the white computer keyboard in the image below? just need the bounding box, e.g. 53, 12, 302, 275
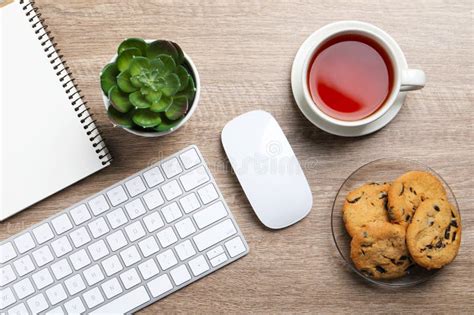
0, 146, 248, 314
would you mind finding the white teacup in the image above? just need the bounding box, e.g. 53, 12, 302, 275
300, 21, 425, 128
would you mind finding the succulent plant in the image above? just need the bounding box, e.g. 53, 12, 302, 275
101, 38, 196, 132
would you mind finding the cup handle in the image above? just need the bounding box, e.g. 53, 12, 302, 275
400, 69, 426, 91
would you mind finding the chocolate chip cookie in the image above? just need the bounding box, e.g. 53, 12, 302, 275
406, 198, 461, 269
343, 183, 390, 237
350, 222, 412, 279
387, 171, 446, 227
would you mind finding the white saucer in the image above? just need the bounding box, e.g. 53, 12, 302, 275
291, 31, 407, 137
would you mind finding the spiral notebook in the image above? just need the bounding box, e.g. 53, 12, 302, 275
0, 0, 112, 221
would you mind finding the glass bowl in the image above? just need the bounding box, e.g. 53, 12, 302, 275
331, 158, 459, 287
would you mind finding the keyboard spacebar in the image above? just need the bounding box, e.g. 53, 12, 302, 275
91, 286, 150, 315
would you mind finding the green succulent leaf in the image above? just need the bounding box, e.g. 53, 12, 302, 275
171, 42, 185, 65
129, 91, 152, 109
109, 85, 133, 113
176, 65, 190, 91
132, 109, 162, 128
117, 71, 138, 93
146, 40, 179, 62
154, 116, 183, 132
117, 48, 142, 72
118, 38, 147, 56
165, 95, 188, 120
157, 55, 176, 75
141, 87, 162, 103
107, 106, 135, 128
177, 75, 196, 100
129, 56, 151, 76
150, 58, 166, 74
150, 95, 172, 112
100, 63, 119, 95
130, 76, 143, 88
162, 73, 181, 97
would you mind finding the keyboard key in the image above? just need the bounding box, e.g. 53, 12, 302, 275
88, 240, 109, 261
180, 166, 210, 191
83, 264, 105, 286
13, 255, 35, 276
32, 245, 54, 267
210, 253, 228, 267
143, 167, 164, 187
89, 194, 110, 215
64, 297, 85, 314
91, 286, 150, 315
102, 255, 123, 276
147, 275, 173, 298
27, 293, 48, 314
125, 198, 146, 219
69, 249, 91, 270
157, 249, 178, 270
119, 268, 140, 289
45, 283, 67, 305
51, 214, 73, 235
51, 259, 72, 280
69, 226, 91, 248
106, 207, 128, 228
125, 221, 146, 242
138, 259, 159, 280
193, 219, 237, 251
170, 265, 191, 286
101, 278, 123, 299
32, 223, 54, 245
0, 265, 16, 286
88, 217, 110, 238
70, 204, 91, 225
179, 148, 201, 169
120, 245, 141, 267
138, 236, 160, 257
161, 202, 182, 223
106, 230, 128, 252
179, 193, 201, 213
143, 189, 164, 210
225, 236, 247, 257
32, 268, 54, 289
175, 218, 196, 238
198, 183, 219, 204
7, 303, 28, 315
162, 157, 183, 178
156, 227, 178, 248
13, 278, 34, 299
14, 233, 35, 254
193, 201, 227, 229
188, 255, 210, 276
51, 236, 73, 257
143, 211, 164, 233
106, 186, 128, 207
0, 288, 15, 310
83, 287, 104, 309
125, 176, 146, 197
207, 245, 225, 259
64, 274, 86, 295
161, 180, 183, 200
175, 240, 196, 261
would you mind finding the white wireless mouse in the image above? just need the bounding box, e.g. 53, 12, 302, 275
221, 110, 313, 229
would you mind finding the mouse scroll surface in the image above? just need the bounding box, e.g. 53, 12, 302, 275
221, 110, 313, 229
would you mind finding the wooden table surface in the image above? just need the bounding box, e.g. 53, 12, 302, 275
2, 0, 473, 313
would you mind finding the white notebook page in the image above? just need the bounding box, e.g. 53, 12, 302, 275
0, 0, 110, 220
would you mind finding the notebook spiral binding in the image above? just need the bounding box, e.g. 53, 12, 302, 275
19, 0, 113, 166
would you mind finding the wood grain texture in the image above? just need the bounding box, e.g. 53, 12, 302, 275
1, 0, 473, 313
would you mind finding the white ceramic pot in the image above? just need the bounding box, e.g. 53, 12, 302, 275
101, 40, 200, 137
